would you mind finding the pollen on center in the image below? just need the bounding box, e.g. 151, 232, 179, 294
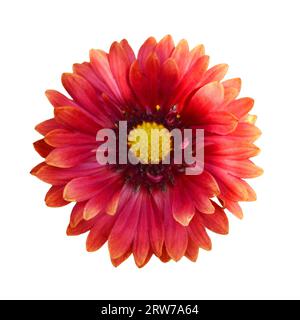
128, 121, 172, 164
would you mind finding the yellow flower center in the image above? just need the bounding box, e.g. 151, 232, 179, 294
128, 121, 172, 164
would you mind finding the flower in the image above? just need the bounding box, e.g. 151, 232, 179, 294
31, 35, 262, 267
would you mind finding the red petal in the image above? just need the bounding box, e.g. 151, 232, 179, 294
70, 201, 86, 228
209, 158, 263, 178
109, 42, 134, 104
147, 193, 164, 256
220, 197, 243, 219
185, 237, 199, 262
198, 202, 229, 235
172, 179, 195, 226
83, 178, 123, 220
159, 58, 179, 109
200, 64, 228, 86
185, 179, 216, 214
89, 49, 123, 102
86, 213, 116, 252
143, 52, 160, 108
182, 81, 224, 117
129, 60, 148, 107
45, 145, 95, 168
32, 162, 99, 185
137, 37, 157, 69
222, 78, 241, 106
73, 62, 110, 96
205, 142, 260, 159
108, 187, 143, 259
227, 97, 254, 118
35, 118, 63, 136
173, 55, 209, 106
133, 205, 150, 267
45, 185, 69, 207
111, 249, 132, 267
222, 78, 241, 92
67, 216, 96, 236
188, 213, 212, 250
45, 129, 95, 147
33, 139, 54, 158
195, 111, 238, 135
63, 170, 119, 202
54, 106, 101, 135
45, 90, 78, 108
164, 190, 188, 261
206, 164, 250, 201
159, 244, 171, 263
171, 39, 190, 78
188, 44, 205, 67
155, 35, 174, 63
188, 171, 220, 196
120, 39, 136, 63
229, 123, 262, 143
61, 73, 104, 117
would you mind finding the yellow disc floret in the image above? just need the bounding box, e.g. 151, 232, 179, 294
128, 121, 172, 164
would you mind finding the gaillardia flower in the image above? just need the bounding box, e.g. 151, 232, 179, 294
31, 35, 262, 267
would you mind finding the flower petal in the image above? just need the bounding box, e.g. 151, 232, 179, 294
220, 197, 243, 219
163, 190, 188, 261
54, 106, 102, 135
194, 111, 238, 135
70, 201, 87, 228
188, 213, 212, 250
83, 178, 123, 220
172, 179, 195, 226
222, 78, 241, 106
188, 44, 205, 67
45, 145, 95, 168
32, 162, 100, 185
111, 249, 132, 267
209, 158, 263, 178
45, 90, 78, 108
227, 97, 254, 119
171, 39, 190, 77
205, 142, 260, 159
148, 193, 164, 257
120, 39, 135, 63
35, 118, 63, 136
229, 123, 262, 143
185, 237, 199, 262
61, 73, 105, 117
137, 36, 157, 69
33, 139, 54, 158
45, 129, 95, 147
108, 187, 143, 259
155, 35, 174, 63
173, 55, 209, 106
109, 41, 135, 104
159, 58, 179, 109
89, 49, 123, 102
182, 81, 224, 117
200, 63, 228, 86
66, 216, 96, 236
133, 205, 150, 267
45, 185, 69, 207
198, 202, 229, 235
86, 213, 116, 252
63, 170, 119, 202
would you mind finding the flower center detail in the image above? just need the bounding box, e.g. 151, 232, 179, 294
128, 121, 172, 164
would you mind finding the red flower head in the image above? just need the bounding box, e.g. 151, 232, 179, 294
31, 35, 262, 267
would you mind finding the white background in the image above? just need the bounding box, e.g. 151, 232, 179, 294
0, 0, 299, 299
